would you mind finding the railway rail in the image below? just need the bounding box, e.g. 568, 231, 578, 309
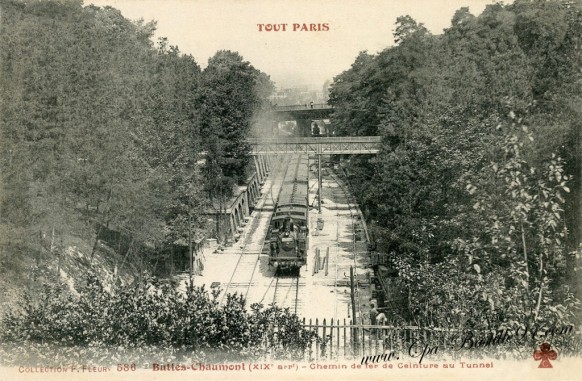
218, 155, 291, 303
272, 274, 304, 315
188, 155, 366, 324
217, 154, 309, 312
325, 167, 366, 324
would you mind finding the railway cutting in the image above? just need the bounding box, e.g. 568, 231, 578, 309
189, 153, 372, 325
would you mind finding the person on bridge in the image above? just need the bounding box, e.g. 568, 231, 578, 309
309, 101, 314, 108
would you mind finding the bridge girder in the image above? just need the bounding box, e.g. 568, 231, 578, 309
248, 137, 381, 156
271, 104, 334, 122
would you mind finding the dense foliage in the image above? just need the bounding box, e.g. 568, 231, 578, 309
199, 50, 274, 240
0, 0, 273, 271
0, 274, 316, 365
330, 1, 582, 331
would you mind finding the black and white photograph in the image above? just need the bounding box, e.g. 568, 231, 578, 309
1, 0, 581, 380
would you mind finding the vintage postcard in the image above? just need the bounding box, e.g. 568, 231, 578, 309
1, 0, 581, 380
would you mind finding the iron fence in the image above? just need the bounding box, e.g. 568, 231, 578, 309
296, 319, 580, 361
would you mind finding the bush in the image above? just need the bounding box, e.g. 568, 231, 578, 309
0, 273, 317, 366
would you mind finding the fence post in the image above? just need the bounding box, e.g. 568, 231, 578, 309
337, 319, 340, 359
329, 318, 334, 359
309, 318, 313, 361
343, 318, 347, 358
368, 326, 372, 355
315, 318, 319, 361
303, 317, 311, 361
322, 318, 327, 358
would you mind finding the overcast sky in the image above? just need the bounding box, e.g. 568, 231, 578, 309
85, 0, 500, 89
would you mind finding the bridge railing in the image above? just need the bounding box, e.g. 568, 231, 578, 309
273, 103, 333, 112
248, 136, 382, 144
247, 136, 382, 155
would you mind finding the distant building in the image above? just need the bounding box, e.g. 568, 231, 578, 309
322, 80, 331, 103
269, 84, 328, 106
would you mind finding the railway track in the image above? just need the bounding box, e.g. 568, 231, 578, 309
203, 154, 310, 319
272, 273, 305, 316
326, 167, 365, 324
218, 157, 283, 300
218, 155, 293, 303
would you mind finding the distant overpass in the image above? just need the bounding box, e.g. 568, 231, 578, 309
271, 103, 334, 121
272, 103, 333, 112
247, 136, 381, 155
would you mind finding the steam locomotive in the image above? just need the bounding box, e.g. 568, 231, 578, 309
268, 155, 309, 272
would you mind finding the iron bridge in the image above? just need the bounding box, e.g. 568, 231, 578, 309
271, 103, 334, 121
272, 103, 332, 112
248, 137, 382, 156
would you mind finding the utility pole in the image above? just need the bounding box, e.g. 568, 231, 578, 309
317, 146, 322, 213
350, 265, 358, 353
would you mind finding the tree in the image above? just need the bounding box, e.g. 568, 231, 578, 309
199, 50, 273, 183
0, 0, 205, 282
197, 50, 273, 240
327, 1, 582, 329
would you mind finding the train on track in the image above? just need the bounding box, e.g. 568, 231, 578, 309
268, 155, 310, 272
